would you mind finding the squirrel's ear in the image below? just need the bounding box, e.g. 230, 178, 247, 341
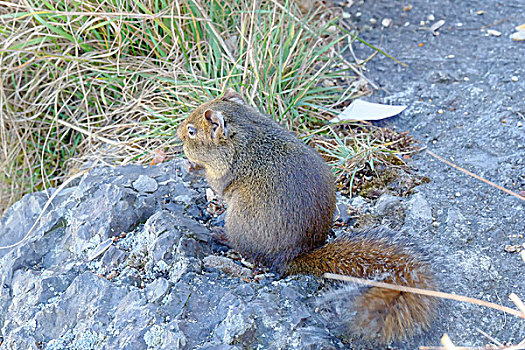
204, 109, 229, 139
222, 88, 245, 105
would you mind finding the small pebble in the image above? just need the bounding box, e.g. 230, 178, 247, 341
486, 29, 502, 37
370, 18, 377, 24
132, 175, 158, 193
405, 22, 410, 27
517, 121, 523, 127
511, 76, 519, 82
206, 188, 216, 202
447, 54, 455, 59
382, 18, 392, 27
420, 20, 426, 26
438, 109, 444, 114
455, 192, 461, 197
427, 14, 435, 21
342, 12, 351, 19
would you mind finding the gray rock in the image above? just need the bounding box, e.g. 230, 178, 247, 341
406, 192, 432, 223
374, 194, 401, 216
146, 277, 170, 303
0, 160, 345, 349
350, 195, 367, 209
203, 255, 252, 278
334, 202, 350, 223
101, 245, 127, 270
132, 174, 159, 193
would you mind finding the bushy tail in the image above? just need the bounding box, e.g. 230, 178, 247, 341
286, 231, 436, 343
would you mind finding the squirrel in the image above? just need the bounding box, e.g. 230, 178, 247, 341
177, 88, 436, 343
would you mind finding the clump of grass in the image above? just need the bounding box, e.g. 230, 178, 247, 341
0, 0, 367, 214
306, 124, 421, 197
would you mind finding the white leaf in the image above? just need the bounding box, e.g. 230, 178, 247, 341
330, 99, 407, 123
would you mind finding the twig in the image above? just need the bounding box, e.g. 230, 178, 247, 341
476, 328, 503, 347
426, 150, 525, 202
323, 273, 525, 319
509, 293, 525, 316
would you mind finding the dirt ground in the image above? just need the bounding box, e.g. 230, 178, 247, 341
344, 0, 524, 348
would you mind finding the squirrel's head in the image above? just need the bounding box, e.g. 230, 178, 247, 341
177, 88, 247, 169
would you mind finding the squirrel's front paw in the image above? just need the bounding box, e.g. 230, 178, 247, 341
183, 158, 205, 175
211, 227, 232, 248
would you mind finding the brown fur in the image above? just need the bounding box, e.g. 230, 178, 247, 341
178, 89, 436, 342
287, 235, 436, 342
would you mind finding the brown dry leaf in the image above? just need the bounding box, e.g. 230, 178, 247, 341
151, 148, 168, 165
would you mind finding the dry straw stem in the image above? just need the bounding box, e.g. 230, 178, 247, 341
426, 150, 525, 202
0, 0, 365, 214
323, 273, 525, 319
420, 339, 525, 350
509, 293, 525, 316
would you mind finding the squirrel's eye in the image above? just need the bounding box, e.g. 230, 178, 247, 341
187, 125, 197, 138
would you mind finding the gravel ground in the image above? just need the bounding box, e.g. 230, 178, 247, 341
344, 0, 525, 348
